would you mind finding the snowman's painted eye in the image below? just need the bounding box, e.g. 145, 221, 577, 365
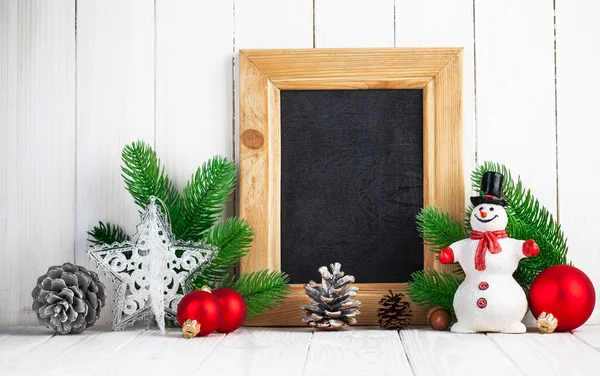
489, 207, 494, 211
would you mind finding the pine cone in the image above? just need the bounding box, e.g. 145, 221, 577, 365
301, 262, 361, 329
377, 290, 411, 329
32, 263, 106, 334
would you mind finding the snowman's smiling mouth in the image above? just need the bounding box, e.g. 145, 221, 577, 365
475, 215, 499, 223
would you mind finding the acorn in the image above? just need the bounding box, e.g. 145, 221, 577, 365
427, 306, 451, 331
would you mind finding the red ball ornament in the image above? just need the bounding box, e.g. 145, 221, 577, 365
176, 290, 222, 338
529, 265, 596, 332
213, 288, 247, 333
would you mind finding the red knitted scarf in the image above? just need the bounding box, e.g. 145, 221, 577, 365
470, 230, 507, 271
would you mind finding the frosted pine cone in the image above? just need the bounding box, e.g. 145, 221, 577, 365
32, 263, 106, 334
301, 262, 361, 329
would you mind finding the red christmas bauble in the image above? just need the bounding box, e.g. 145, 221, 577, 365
529, 265, 596, 332
177, 290, 222, 337
213, 288, 247, 333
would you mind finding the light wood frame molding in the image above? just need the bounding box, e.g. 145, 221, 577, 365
239, 48, 464, 326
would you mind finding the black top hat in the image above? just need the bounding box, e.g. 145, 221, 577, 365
470, 171, 507, 207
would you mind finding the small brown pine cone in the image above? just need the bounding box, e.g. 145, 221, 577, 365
377, 290, 412, 329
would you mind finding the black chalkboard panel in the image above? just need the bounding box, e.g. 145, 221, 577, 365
280, 89, 424, 284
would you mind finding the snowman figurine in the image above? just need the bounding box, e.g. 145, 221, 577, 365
439, 172, 540, 333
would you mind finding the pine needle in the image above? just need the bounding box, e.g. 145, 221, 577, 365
194, 218, 254, 287
416, 206, 468, 252
87, 222, 130, 245
121, 141, 182, 229
179, 156, 236, 240
406, 270, 461, 318
220, 270, 291, 318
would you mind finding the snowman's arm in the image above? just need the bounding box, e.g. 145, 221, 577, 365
522, 239, 540, 258
438, 239, 470, 264
439, 247, 455, 264
509, 238, 540, 260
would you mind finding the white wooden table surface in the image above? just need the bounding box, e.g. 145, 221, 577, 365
1, 326, 599, 376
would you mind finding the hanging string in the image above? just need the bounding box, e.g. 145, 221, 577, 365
149, 195, 174, 236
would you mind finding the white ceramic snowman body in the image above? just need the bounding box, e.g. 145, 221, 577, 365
439, 202, 539, 333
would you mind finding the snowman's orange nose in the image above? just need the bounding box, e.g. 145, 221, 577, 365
479, 210, 488, 218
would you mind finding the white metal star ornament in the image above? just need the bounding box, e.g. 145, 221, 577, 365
87, 196, 218, 332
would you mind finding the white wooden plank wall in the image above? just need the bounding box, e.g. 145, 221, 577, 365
0, 0, 75, 325
475, 0, 557, 214
75, 0, 155, 325
315, 0, 395, 48
235, 0, 313, 49
1, 0, 600, 326
155, 0, 234, 188
555, 0, 600, 324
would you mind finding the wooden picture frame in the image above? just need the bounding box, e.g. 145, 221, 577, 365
239, 48, 464, 326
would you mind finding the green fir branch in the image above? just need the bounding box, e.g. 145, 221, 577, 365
121, 141, 182, 229
193, 218, 254, 287
416, 206, 468, 252
472, 161, 568, 290
406, 270, 461, 318
90, 141, 288, 319
178, 156, 236, 240
87, 222, 130, 245
220, 270, 291, 318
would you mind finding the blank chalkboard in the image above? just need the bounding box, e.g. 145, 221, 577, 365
280, 89, 424, 284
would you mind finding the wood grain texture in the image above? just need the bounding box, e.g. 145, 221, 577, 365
240, 48, 463, 326
400, 329, 525, 376
315, 0, 394, 48
276, 78, 432, 90
555, 0, 600, 325
573, 326, 600, 351
475, 0, 557, 214
1, 328, 143, 375
95, 330, 226, 375
2, 327, 600, 375
75, 0, 155, 325
432, 51, 464, 274
396, 0, 476, 207
488, 331, 600, 375
0, 0, 76, 325
304, 329, 413, 375
241, 48, 462, 83
267, 82, 281, 270
155, 0, 234, 188
0, 327, 55, 361
423, 81, 437, 272
198, 328, 313, 375
239, 53, 276, 273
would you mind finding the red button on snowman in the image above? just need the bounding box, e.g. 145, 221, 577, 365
439, 172, 540, 333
